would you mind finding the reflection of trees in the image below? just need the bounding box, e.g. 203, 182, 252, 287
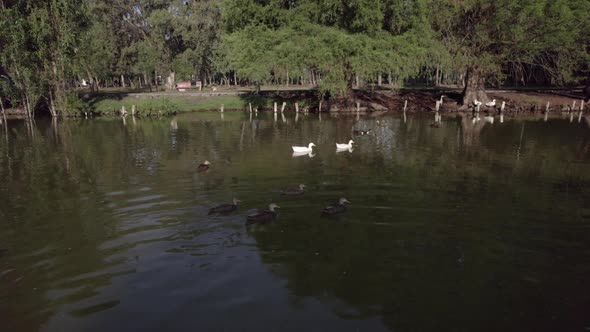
458, 112, 486, 147
0, 118, 195, 331
0, 121, 119, 331
0, 113, 588, 331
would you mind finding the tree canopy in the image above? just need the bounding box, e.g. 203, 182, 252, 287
430, 0, 590, 104
0, 0, 589, 115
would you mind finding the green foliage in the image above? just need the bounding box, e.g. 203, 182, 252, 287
430, 0, 590, 84
64, 91, 91, 116
220, 0, 435, 96
1, 0, 589, 115
90, 93, 263, 114
0, 0, 88, 116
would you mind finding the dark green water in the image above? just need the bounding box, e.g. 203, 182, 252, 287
1, 112, 589, 332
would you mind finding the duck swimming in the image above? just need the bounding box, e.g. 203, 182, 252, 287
321, 198, 350, 215
292, 143, 316, 153
198, 160, 211, 171
336, 140, 354, 149
353, 129, 371, 135
281, 184, 306, 196
336, 147, 353, 153
208, 198, 240, 215
246, 203, 280, 225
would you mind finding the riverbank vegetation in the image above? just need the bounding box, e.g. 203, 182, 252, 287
1, 0, 589, 117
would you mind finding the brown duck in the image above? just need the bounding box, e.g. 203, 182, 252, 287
281, 184, 306, 196
208, 198, 240, 215
246, 203, 280, 225
198, 160, 211, 171
321, 198, 351, 215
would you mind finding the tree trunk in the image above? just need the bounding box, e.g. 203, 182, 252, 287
378, 73, 382, 86
166, 72, 175, 91
435, 66, 440, 86
49, 60, 65, 117
144, 73, 151, 92
121, 74, 125, 88
22, 93, 30, 118
48, 90, 58, 117
462, 67, 489, 106
0, 97, 7, 125
88, 71, 98, 92
286, 69, 289, 87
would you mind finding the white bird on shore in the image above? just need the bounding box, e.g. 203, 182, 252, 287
292, 143, 316, 153
473, 99, 482, 107
486, 99, 496, 107
336, 140, 354, 150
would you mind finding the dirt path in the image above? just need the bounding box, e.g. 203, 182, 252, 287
4, 87, 588, 117
347, 88, 588, 113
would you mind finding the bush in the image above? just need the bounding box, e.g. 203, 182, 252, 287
65, 92, 91, 116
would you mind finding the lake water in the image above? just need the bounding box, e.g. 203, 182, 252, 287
1, 112, 589, 332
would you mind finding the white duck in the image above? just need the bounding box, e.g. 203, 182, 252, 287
473, 99, 482, 107
336, 140, 354, 150
485, 99, 496, 107
292, 142, 316, 153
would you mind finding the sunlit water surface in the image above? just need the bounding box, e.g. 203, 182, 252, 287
1, 112, 589, 332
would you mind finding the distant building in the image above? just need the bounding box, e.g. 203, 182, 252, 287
176, 80, 202, 91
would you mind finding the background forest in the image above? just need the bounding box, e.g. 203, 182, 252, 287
1, 0, 589, 116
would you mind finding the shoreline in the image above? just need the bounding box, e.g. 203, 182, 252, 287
2, 87, 588, 119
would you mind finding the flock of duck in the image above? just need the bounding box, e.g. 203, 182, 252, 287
291, 139, 354, 153
198, 138, 359, 225
473, 98, 498, 108
203, 182, 351, 225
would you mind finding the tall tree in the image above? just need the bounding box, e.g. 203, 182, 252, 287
221, 0, 435, 96
430, 0, 590, 105
0, 0, 88, 116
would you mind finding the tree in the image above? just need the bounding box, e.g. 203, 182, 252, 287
173, 0, 222, 84
0, 0, 88, 116
430, 0, 590, 106
220, 0, 435, 96
76, 1, 120, 91
0, 3, 43, 117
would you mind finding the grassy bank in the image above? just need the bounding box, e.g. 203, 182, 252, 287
89, 94, 255, 115
77, 86, 587, 117
84, 88, 319, 116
